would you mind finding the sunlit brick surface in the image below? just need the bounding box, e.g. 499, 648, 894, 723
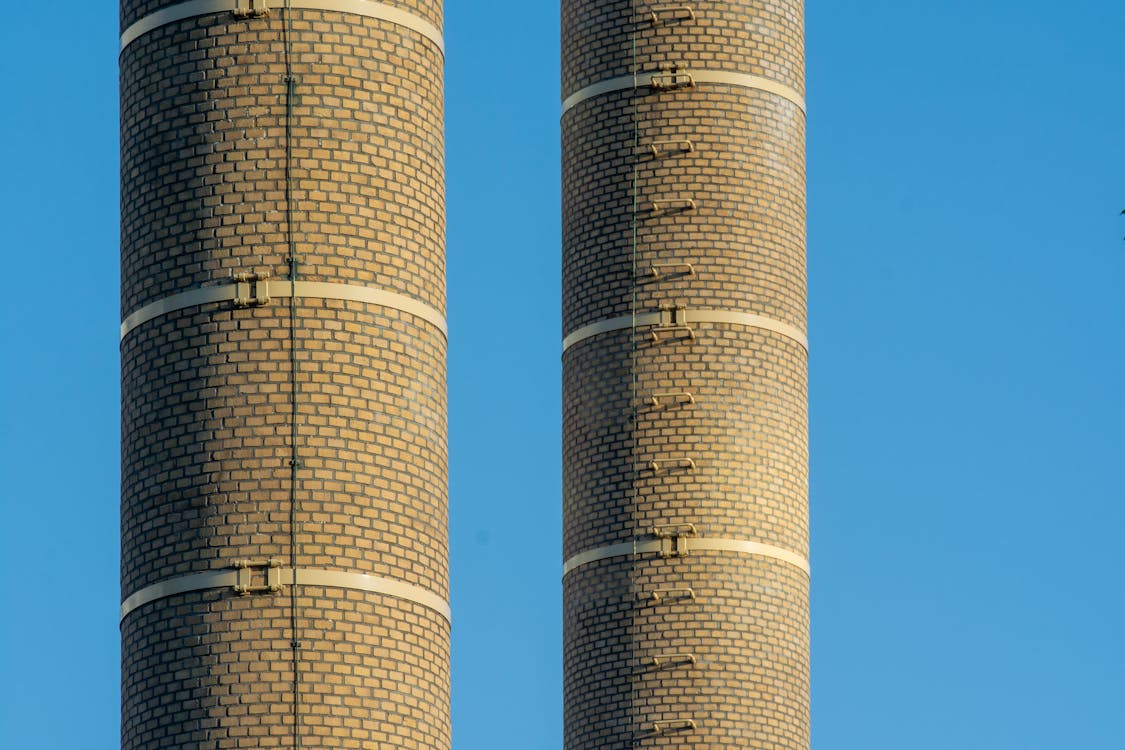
120, 3, 447, 748
562, 2, 808, 748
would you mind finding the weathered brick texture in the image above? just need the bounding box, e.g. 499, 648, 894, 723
120, 3, 447, 748
562, 2, 808, 748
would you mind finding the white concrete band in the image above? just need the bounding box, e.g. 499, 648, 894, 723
120, 567, 451, 622
563, 537, 809, 577
120, 279, 448, 340
121, 0, 445, 54
562, 309, 808, 354
561, 70, 806, 117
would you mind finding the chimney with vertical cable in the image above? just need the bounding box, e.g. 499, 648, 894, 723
119, 1, 449, 746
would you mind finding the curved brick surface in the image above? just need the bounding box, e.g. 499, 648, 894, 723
121, 592, 449, 749
561, 0, 804, 96
120, 12, 445, 316
564, 556, 809, 749
122, 0, 444, 34
562, 89, 806, 332
562, 2, 808, 749
120, 4, 447, 749
563, 327, 808, 560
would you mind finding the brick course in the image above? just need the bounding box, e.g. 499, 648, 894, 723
562, 2, 808, 748
120, 4, 447, 748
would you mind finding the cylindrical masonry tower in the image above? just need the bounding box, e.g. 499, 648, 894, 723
119, 2, 447, 748
562, 2, 808, 748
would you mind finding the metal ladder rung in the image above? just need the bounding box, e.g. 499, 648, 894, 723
650, 198, 696, 214
651, 652, 697, 667
648, 138, 695, 158
643, 587, 696, 603
648, 5, 696, 24
650, 718, 697, 734
648, 457, 695, 473
649, 261, 695, 278
648, 391, 694, 407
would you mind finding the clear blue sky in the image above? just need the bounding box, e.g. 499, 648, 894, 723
1, 1, 1123, 748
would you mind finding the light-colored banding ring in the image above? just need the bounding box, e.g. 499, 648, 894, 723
120, 279, 447, 341
121, 0, 444, 54
120, 567, 451, 622
561, 70, 805, 117
562, 309, 807, 354
563, 537, 809, 577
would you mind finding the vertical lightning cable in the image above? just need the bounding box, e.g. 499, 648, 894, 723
628, 0, 641, 740
282, 1, 303, 747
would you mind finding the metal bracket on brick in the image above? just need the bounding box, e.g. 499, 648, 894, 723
649, 197, 696, 214
648, 261, 695, 278
648, 5, 695, 24
233, 0, 270, 18
648, 138, 694, 158
649, 305, 695, 342
648, 390, 694, 407
650, 65, 695, 90
651, 652, 697, 668
647, 456, 696, 474
649, 324, 695, 342
232, 558, 283, 594
653, 523, 698, 558
232, 272, 272, 308
650, 718, 697, 734
643, 586, 696, 603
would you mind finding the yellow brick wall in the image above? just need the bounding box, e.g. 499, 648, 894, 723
562, 1, 809, 748
120, 4, 448, 748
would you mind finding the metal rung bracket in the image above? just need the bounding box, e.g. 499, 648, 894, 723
233, 272, 272, 308
648, 5, 695, 24
650, 325, 694, 342
234, 0, 270, 17
644, 587, 696, 603
651, 652, 697, 668
651, 719, 697, 734
648, 138, 695, 158
653, 523, 698, 558
650, 197, 696, 214
648, 457, 696, 474
650, 66, 696, 90
233, 558, 283, 594
648, 391, 694, 407
650, 304, 694, 342
649, 261, 695, 278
